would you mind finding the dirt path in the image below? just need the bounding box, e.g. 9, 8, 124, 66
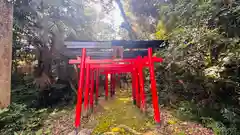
43, 90, 214, 135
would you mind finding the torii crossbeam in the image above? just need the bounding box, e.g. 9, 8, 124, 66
67, 40, 166, 131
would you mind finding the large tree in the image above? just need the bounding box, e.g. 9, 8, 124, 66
12, 0, 123, 91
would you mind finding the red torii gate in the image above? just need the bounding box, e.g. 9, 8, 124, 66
69, 48, 163, 130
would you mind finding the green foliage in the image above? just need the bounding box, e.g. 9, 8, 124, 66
1, 75, 66, 134
0, 103, 48, 135
151, 0, 240, 134
0, 78, 73, 134
176, 101, 199, 121
175, 101, 240, 135
155, 20, 167, 40
201, 117, 238, 135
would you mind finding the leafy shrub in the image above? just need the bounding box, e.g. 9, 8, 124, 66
0, 103, 48, 134
142, 0, 240, 134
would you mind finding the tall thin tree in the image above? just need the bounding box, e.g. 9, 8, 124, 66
0, 0, 13, 108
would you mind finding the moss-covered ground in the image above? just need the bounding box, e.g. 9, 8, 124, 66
41, 89, 214, 135
91, 90, 155, 134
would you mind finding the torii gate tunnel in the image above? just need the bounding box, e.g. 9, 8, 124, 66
67, 40, 167, 129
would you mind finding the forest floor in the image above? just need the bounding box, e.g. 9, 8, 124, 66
42, 89, 214, 135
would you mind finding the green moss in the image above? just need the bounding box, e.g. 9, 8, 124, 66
167, 119, 177, 125
177, 131, 186, 135
92, 91, 155, 134
92, 117, 112, 134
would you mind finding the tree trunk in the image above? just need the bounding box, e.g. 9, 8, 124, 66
115, 0, 137, 40
0, 0, 13, 108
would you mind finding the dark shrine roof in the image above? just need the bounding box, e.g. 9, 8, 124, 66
64, 40, 168, 58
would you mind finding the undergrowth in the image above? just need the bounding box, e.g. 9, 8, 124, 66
0, 75, 75, 135
0, 85, 49, 135
174, 101, 240, 135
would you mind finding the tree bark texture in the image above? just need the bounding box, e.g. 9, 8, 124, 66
0, 0, 13, 108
